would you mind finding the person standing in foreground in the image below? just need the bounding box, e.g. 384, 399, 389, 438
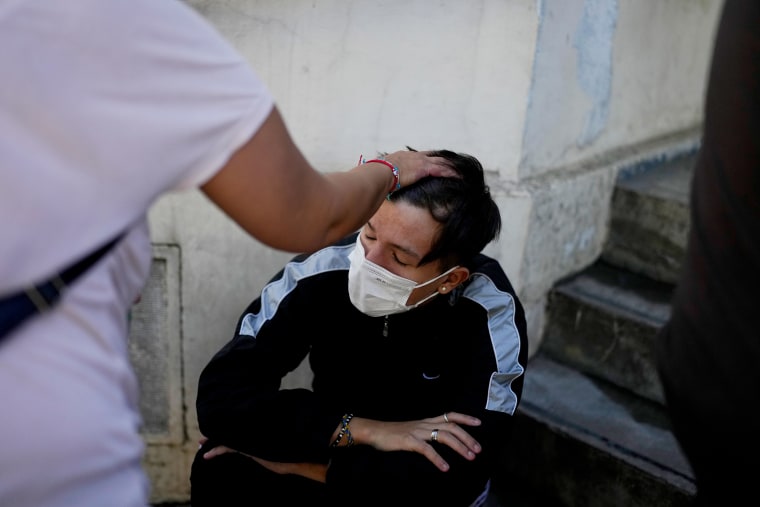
655, 0, 760, 505
0, 1, 454, 506
190, 149, 528, 506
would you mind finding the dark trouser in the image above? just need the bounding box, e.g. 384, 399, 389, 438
190, 440, 327, 506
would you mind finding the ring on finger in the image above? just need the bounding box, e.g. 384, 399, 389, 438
443, 413, 449, 423
431, 429, 439, 442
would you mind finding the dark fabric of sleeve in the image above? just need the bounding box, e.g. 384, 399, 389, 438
195, 261, 343, 464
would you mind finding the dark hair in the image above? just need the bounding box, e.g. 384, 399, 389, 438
388, 148, 501, 268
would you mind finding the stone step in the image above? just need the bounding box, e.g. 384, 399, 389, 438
493, 355, 694, 507
541, 260, 673, 405
602, 151, 695, 284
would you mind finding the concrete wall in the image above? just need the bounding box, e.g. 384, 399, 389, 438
134, 0, 724, 502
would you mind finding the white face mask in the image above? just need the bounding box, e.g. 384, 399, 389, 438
347, 237, 458, 317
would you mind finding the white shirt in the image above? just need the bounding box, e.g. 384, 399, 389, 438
0, 0, 274, 505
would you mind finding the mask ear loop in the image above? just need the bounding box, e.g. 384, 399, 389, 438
408, 266, 460, 308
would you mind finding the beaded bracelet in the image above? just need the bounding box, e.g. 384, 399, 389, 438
359, 155, 401, 194
331, 413, 355, 448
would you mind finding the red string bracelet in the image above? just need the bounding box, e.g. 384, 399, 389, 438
360, 156, 400, 194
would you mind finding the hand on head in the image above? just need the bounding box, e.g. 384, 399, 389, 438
382, 149, 459, 189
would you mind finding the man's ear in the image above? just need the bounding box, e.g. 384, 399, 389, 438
439, 266, 470, 294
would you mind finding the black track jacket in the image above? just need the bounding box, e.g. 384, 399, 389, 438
196, 233, 528, 505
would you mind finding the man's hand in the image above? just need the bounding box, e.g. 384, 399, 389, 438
351, 412, 482, 472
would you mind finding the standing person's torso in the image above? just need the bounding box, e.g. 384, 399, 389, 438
0, 1, 275, 505
0, 220, 153, 507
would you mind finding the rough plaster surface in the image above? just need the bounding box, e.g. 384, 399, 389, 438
521, 165, 616, 303
188, 0, 537, 178
521, 0, 721, 177
522, 0, 617, 175
609, 0, 722, 146
574, 0, 617, 146
482, 177, 532, 292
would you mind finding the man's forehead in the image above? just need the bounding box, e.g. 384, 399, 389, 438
367, 203, 438, 260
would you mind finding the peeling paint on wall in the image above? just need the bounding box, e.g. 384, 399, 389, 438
574, 0, 618, 147
521, 0, 625, 175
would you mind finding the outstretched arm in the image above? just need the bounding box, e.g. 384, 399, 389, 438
201, 106, 455, 254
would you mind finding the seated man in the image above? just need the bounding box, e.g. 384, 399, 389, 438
190, 149, 528, 506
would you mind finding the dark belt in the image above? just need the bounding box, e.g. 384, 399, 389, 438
0, 235, 122, 342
